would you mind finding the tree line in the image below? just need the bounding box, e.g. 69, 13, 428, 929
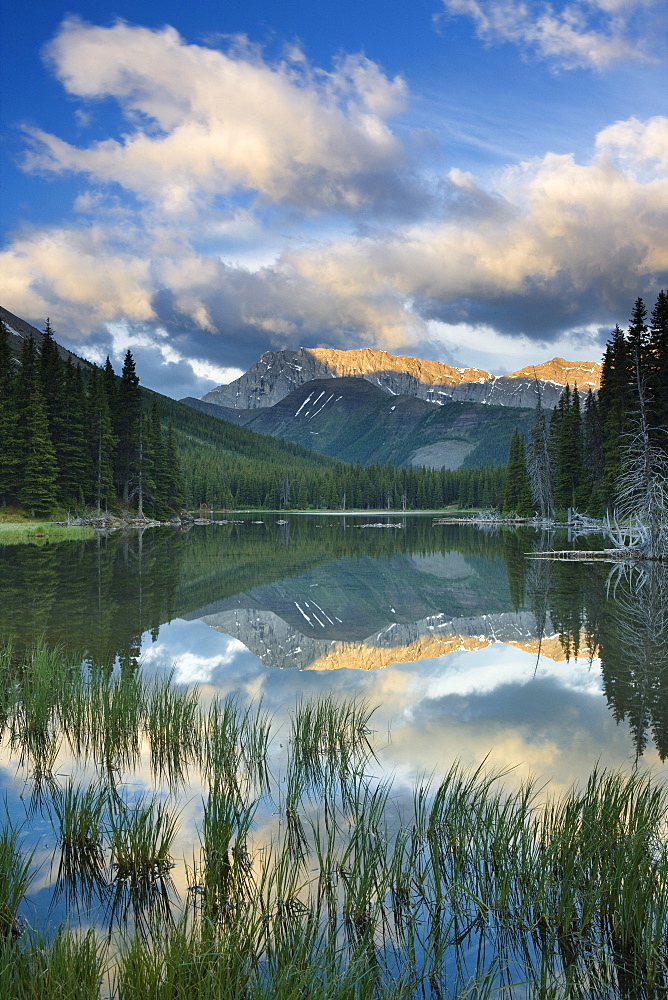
1, 318, 506, 515
0, 321, 184, 517
502, 291, 668, 521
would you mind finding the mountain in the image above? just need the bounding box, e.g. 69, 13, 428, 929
184, 376, 535, 468
1, 305, 95, 369
198, 345, 601, 411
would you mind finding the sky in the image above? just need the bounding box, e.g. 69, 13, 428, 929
1, 0, 667, 399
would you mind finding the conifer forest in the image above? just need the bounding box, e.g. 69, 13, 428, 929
501, 291, 668, 524
1, 290, 666, 519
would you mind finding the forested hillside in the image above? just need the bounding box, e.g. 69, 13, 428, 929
0, 317, 506, 514
183, 377, 535, 470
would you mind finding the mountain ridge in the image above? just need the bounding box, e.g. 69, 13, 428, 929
184, 376, 536, 469
199, 345, 601, 412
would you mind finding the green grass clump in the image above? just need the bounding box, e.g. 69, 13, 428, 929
0, 927, 104, 1000
146, 671, 201, 786
109, 796, 179, 882
0, 824, 33, 940
51, 780, 106, 858
289, 694, 377, 788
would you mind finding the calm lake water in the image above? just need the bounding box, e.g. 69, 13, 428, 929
1, 515, 666, 987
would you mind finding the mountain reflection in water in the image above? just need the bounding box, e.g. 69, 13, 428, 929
0, 516, 666, 761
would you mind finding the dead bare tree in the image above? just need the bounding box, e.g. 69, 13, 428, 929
528, 380, 554, 520
614, 357, 668, 559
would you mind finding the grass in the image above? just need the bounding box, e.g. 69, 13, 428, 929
0, 927, 105, 1000
1, 643, 667, 998
109, 795, 179, 882
0, 823, 33, 940
0, 521, 94, 544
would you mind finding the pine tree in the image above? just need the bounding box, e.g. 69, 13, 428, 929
648, 290, 668, 445
502, 429, 533, 515
598, 326, 632, 509
583, 388, 604, 515
18, 384, 60, 516
39, 317, 64, 439
164, 423, 185, 512
102, 356, 117, 406
627, 297, 649, 370
0, 320, 20, 505
528, 388, 553, 519
550, 384, 572, 513
58, 359, 92, 506
570, 386, 589, 510
114, 350, 142, 505
88, 367, 116, 514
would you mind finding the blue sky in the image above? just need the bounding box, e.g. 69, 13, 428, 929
2, 1, 667, 398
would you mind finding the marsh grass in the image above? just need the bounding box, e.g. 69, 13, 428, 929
0, 927, 105, 1000
146, 671, 200, 786
1, 642, 667, 997
0, 822, 33, 939
109, 795, 179, 882
200, 696, 273, 797
49, 779, 108, 914
289, 695, 377, 790
51, 779, 106, 855
198, 781, 257, 919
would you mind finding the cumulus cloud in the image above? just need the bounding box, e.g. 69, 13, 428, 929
24, 18, 413, 216
263, 118, 668, 342
442, 0, 658, 69
2, 14, 667, 380
3, 114, 667, 371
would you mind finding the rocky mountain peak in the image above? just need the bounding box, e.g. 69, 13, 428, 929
199, 345, 602, 411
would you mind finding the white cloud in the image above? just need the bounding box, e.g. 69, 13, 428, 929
423, 319, 605, 372
24, 18, 408, 214
2, 9, 666, 376
103, 321, 243, 387
141, 638, 247, 684
419, 643, 602, 699
595, 115, 668, 171
442, 0, 658, 69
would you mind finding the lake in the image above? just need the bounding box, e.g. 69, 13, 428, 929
1, 515, 666, 996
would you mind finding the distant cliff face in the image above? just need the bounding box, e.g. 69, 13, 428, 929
200, 347, 601, 411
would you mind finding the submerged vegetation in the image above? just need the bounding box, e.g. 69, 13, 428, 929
0, 642, 667, 998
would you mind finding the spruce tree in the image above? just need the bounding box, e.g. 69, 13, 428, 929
550, 384, 571, 513
583, 388, 604, 515
114, 350, 142, 505
18, 384, 60, 516
598, 326, 631, 509
0, 321, 20, 505
58, 359, 92, 506
648, 290, 668, 445
164, 422, 185, 512
627, 297, 649, 370
528, 389, 553, 519
88, 368, 116, 514
39, 317, 64, 439
502, 428, 533, 515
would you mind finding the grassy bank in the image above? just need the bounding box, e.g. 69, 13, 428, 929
1, 643, 666, 998
0, 521, 94, 544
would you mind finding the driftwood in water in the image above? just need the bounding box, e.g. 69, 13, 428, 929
528, 549, 667, 562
